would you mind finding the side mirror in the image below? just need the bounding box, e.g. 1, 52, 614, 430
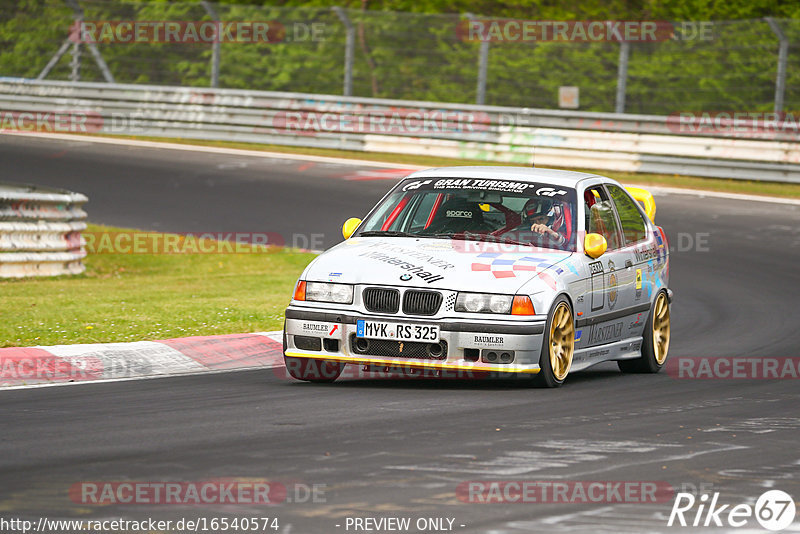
342, 217, 362, 240
584, 233, 608, 259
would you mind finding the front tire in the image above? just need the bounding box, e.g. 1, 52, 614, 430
533, 296, 575, 388
618, 290, 671, 373
284, 356, 344, 383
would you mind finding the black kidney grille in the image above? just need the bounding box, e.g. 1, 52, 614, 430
403, 290, 443, 316
363, 287, 400, 314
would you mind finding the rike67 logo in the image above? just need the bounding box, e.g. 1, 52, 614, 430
668, 490, 796, 531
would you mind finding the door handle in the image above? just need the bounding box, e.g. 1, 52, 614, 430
625, 260, 633, 269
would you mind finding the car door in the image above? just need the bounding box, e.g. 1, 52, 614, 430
606, 184, 656, 339
581, 184, 638, 349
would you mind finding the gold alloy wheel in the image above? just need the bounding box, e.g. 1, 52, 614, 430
549, 302, 575, 381
652, 292, 671, 365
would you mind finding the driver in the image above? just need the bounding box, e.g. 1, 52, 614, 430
523, 197, 567, 247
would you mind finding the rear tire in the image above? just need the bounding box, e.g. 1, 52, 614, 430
618, 290, 671, 373
533, 296, 575, 388
284, 356, 344, 383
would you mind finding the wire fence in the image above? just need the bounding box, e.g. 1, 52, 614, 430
1, 0, 799, 115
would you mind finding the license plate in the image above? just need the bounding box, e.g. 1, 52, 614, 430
356, 320, 439, 342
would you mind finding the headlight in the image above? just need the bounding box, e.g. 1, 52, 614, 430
455, 293, 513, 314
305, 282, 354, 304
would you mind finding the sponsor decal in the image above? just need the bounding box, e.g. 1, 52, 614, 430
446, 210, 473, 219
402, 179, 433, 191
635, 268, 643, 299
588, 349, 610, 358
575, 330, 582, 342
470, 253, 562, 286
629, 313, 644, 330
535, 187, 568, 197
359, 251, 446, 284
474, 335, 504, 345
363, 242, 455, 270
635, 235, 667, 265
589, 321, 624, 344
398, 177, 573, 196
301, 322, 340, 337
432, 178, 532, 193
589, 261, 604, 311
607, 260, 618, 310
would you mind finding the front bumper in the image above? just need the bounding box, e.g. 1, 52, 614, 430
283, 306, 546, 375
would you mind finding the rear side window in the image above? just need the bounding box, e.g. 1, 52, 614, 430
607, 185, 648, 245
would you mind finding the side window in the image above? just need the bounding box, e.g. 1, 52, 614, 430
607, 185, 648, 246
584, 186, 621, 250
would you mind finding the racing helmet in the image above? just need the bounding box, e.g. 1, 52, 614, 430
524, 197, 564, 232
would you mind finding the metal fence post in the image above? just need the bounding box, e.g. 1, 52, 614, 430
615, 41, 630, 114
333, 7, 354, 97
465, 13, 489, 105
201, 1, 221, 88
70, 40, 81, 82
476, 40, 489, 105
766, 17, 788, 114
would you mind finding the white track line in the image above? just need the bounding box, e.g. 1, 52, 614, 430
1, 131, 422, 169
6, 131, 797, 205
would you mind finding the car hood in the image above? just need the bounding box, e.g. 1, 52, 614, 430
304, 237, 573, 294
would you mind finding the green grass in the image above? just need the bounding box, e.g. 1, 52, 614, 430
101, 134, 800, 200
0, 224, 316, 348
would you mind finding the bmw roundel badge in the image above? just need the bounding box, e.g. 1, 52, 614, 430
400, 274, 412, 281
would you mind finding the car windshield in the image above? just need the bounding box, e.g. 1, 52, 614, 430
356, 177, 578, 251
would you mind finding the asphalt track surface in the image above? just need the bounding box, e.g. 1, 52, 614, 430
1, 135, 799, 533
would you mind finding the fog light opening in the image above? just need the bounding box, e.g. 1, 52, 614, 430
355, 337, 370, 353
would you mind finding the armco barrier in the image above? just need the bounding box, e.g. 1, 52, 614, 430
1, 79, 799, 182
0, 183, 88, 278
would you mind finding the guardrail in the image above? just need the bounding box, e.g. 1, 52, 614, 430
1, 79, 799, 183
0, 182, 88, 278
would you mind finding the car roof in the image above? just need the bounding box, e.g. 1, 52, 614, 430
405, 166, 607, 188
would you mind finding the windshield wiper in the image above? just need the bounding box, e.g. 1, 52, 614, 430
359, 230, 420, 238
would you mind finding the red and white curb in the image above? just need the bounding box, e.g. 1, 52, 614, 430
0, 331, 284, 390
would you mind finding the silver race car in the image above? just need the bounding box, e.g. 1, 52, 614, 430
283, 166, 671, 387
